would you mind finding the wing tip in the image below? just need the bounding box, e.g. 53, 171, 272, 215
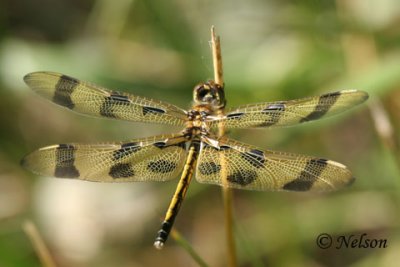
23, 71, 61, 84
23, 72, 36, 85
23, 71, 42, 87
329, 160, 356, 190
20, 156, 27, 168
20, 152, 36, 175
20, 144, 58, 172
347, 176, 356, 186
339, 89, 369, 103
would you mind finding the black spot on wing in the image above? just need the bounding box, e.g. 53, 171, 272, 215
153, 141, 186, 150
113, 142, 141, 160
142, 106, 166, 116
147, 160, 177, 173
226, 112, 245, 119
315, 158, 329, 164
227, 170, 257, 186
198, 162, 221, 175
262, 103, 285, 112
241, 149, 265, 168
153, 141, 167, 148
109, 163, 134, 178
54, 144, 80, 178
259, 103, 285, 127
283, 158, 328, 191
100, 92, 130, 118
53, 75, 79, 109
300, 92, 341, 123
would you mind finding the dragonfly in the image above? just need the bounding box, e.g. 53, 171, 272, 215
21, 71, 368, 249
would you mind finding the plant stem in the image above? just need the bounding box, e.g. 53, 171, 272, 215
23, 220, 57, 267
211, 25, 238, 267
171, 229, 209, 267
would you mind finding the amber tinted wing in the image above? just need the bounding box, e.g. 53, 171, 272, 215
209, 90, 368, 129
24, 72, 187, 126
195, 137, 354, 192
21, 134, 188, 182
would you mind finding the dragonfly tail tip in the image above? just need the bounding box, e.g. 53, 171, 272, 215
154, 240, 164, 250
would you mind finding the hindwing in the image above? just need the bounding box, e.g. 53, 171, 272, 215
196, 137, 354, 192
22, 134, 188, 182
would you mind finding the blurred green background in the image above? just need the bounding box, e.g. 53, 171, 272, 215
1, 0, 400, 266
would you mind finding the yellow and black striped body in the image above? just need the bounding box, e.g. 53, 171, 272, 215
154, 142, 200, 249
153, 82, 226, 248
21, 71, 369, 248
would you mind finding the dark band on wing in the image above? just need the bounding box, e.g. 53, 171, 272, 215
226, 112, 245, 119
109, 163, 135, 178
53, 75, 79, 109
153, 141, 186, 149
54, 144, 80, 178
262, 103, 285, 112
283, 158, 328, 191
153, 141, 167, 148
227, 170, 257, 186
142, 106, 166, 116
113, 142, 141, 160
147, 160, 177, 173
241, 149, 265, 168
259, 103, 285, 127
300, 92, 341, 123
100, 92, 130, 118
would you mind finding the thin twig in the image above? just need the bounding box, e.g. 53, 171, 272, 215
211, 26, 224, 86
368, 99, 400, 176
171, 229, 209, 267
211, 26, 238, 267
22, 220, 57, 267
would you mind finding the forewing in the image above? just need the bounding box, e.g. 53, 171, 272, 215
22, 134, 188, 182
209, 90, 368, 129
24, 72, 187, 126
196, 137, 354, 192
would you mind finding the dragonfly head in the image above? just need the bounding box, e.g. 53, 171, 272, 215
193, 81, 225, 109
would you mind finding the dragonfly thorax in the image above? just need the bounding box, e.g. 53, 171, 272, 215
193, 81, 225, 110
183, 109, 210, 139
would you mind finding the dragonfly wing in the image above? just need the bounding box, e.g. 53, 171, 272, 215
195, 137, 354, 192
24, 72, 187, 126
22, 134, 188, 182
209, 90, 368, 129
